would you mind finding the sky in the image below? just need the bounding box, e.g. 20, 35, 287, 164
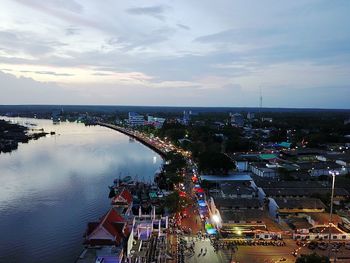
0, 0, 350, 108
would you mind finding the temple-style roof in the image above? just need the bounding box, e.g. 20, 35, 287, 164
85, 208, 127, 246
111, 188, 133, 205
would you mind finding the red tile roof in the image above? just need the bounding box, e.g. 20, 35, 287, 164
112, 188, 133, 205
85, 208, 127, 245
102, 209, 125, 237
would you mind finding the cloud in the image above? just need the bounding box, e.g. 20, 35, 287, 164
18, 69, 74, 76
0, 30, 64, 57
1, 0, 350, 108
126, 5, 169, 21
0, 71, 75, 104
91, 72, 113, 76
107, 26, 176, 51
177, 24, 190, 30
14, 0, 84, 14
195, 28, 282, 44
34, 71, 74, 76
65, 26, 80, 36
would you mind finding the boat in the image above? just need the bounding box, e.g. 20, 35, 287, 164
113, 175, 136, 187
122, 175, 133, 183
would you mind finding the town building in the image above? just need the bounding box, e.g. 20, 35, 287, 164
146, 116, 166, 128
268, 197, 326, 222
128, 112, 145, 126
247, 112, 255, 120
250, 162, 278, 178
126, 206, 169, 262
230, 113, 244, 127
179, 110, 191, 125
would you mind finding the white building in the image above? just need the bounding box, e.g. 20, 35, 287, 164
247, 112, 255, 120
147, 116, 166, 128
128, 112, 145, 126
230, 113, 244, 127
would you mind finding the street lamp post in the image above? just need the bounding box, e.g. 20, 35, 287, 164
328, 170, 339, 259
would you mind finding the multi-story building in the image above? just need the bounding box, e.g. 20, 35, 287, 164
230, 113, 244, 127
128, 112, 145, 126
247, 112, 255, 120
147, 116, 166, 128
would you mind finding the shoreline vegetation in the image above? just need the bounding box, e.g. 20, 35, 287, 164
0, 119, 50, 154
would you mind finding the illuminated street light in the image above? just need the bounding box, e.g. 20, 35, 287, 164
328, 170, 340, 258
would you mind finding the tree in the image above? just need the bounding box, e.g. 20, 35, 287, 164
198, 151, 235, 174
295, 253, 329, 263
163, 192, 182, 213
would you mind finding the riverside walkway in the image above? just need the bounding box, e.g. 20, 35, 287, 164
97, 122, 170, 157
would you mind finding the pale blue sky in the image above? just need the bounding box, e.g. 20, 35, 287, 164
0, 0, 349, 108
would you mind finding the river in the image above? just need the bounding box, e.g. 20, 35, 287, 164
0, 117, 162, 263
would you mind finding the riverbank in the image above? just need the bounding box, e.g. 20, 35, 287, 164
0, 118, 162, 263
97, 122, 168, 157
0, 119, 48, 153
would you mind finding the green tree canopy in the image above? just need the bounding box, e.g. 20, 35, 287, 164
295, 253, 329, 263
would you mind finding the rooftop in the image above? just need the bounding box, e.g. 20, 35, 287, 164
201, 173, 253, 181
220, 182, 256, 196
213, 197, 261, 209
324, 153, 350, 163
263, 187, 348, 197
287, 217, 312, 230
258, 180, 326, 189
274, 198, 326, 210
76, 246, 123, 263
221, 209, 264, 223
297, 161, 342, 170
306, 212, 342, 225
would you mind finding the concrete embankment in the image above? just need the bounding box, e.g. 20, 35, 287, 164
97, 122, 167, 158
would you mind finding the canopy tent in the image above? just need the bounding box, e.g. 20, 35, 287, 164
205, 223, 217, 235
194, 187, 204, 193
279, 142, 292, 148
259, 153, 278, 160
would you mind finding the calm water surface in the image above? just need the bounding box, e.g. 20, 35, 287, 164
0, 117, 162, 263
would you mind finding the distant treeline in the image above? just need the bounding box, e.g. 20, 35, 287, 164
1, 104, 349, 116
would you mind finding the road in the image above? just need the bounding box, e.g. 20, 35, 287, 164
233, 245, 296, 263
183, 238, 224, 263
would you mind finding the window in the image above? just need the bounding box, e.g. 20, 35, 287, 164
333, 236, 337, 239
342, 235, 346, 239
264, 235, 269, 238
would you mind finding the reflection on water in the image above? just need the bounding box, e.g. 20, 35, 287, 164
0, 117, 162, 263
